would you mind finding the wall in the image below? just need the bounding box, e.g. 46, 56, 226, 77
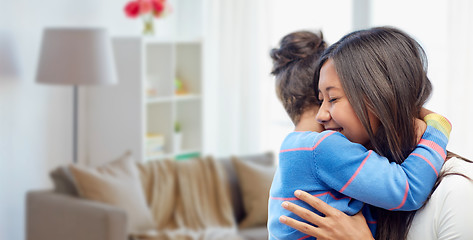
0, 0, 141, 239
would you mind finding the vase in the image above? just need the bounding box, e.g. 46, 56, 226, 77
173, 132, 182, 154
142, 14, 155, 36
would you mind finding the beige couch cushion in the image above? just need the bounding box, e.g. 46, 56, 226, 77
232, 155, 276, 229
50, 166, 79, 196
220, 152, 275, 223
69, 156, 155, 236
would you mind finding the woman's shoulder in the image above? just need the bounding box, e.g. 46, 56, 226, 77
408, 157, 473, 240
435, 157, 473, 197
415, 157, 473, 212
441, 156, 473, 178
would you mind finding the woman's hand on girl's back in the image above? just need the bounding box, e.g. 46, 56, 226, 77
279, 190, 374, 240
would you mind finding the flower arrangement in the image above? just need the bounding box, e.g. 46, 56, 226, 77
124, 0, 171, 35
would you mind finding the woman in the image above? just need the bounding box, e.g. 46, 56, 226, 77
279, 27, 473, 239
269, 28, 451, 240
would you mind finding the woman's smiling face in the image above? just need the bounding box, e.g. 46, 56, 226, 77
316, 59, 379, 146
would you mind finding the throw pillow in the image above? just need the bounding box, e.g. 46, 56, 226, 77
232, 155, 276, 228
50, 166, 79, 196
222, 152, 275, 223
69, 156, 155, 235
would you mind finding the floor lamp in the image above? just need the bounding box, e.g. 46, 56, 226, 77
36, 28, 118, 163
0, 31, 19, 78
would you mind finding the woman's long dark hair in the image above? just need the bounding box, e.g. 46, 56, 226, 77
313, 26, 454, 240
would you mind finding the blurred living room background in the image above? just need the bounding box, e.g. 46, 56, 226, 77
1, 0, 472, 239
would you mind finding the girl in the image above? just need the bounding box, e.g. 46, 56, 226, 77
269, 28, 451, 240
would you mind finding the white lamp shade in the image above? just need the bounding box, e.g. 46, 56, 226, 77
36, 28, 117, 85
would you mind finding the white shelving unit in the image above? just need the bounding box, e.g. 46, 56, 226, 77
85, 0, 204, 164
144, 40, 203, 161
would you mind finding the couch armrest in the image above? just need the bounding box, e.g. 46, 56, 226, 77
26, 190, 128, 240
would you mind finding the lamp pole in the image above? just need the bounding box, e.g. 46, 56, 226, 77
73, 85, 78, 163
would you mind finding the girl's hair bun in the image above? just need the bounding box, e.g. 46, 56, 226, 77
270, 31, 326, 75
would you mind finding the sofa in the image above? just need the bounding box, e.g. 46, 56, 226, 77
26, 152, 276, 240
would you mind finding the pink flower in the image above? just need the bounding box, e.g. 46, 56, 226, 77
151, 0, 165, 17
138, 0, 152, 15
124, 0, 170, 19
124, 1, 140, 18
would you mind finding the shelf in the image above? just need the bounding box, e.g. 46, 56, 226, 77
146, 153, 173, 161
175, 94, 201, 101
147, 96, 174, 104
146, 94, 201, 104
142, 38, 203, 45
175, 151, 201, 161
145, 149, 201, 162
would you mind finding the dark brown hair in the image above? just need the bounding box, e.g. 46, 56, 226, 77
270, 30, 327, 124
314, 26, 432, 240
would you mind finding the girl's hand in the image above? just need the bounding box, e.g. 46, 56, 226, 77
419, 107, 434, 118
415, 107, 434, 143
414, 117, 427, 143
279, 190, 374, 240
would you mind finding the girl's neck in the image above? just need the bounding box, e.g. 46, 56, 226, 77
295, 108, 324, 132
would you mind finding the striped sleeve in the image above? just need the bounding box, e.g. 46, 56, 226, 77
312, 115, 450, 211
424, 113, 451, 140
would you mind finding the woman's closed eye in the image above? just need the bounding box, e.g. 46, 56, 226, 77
328, 97, 339, 103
